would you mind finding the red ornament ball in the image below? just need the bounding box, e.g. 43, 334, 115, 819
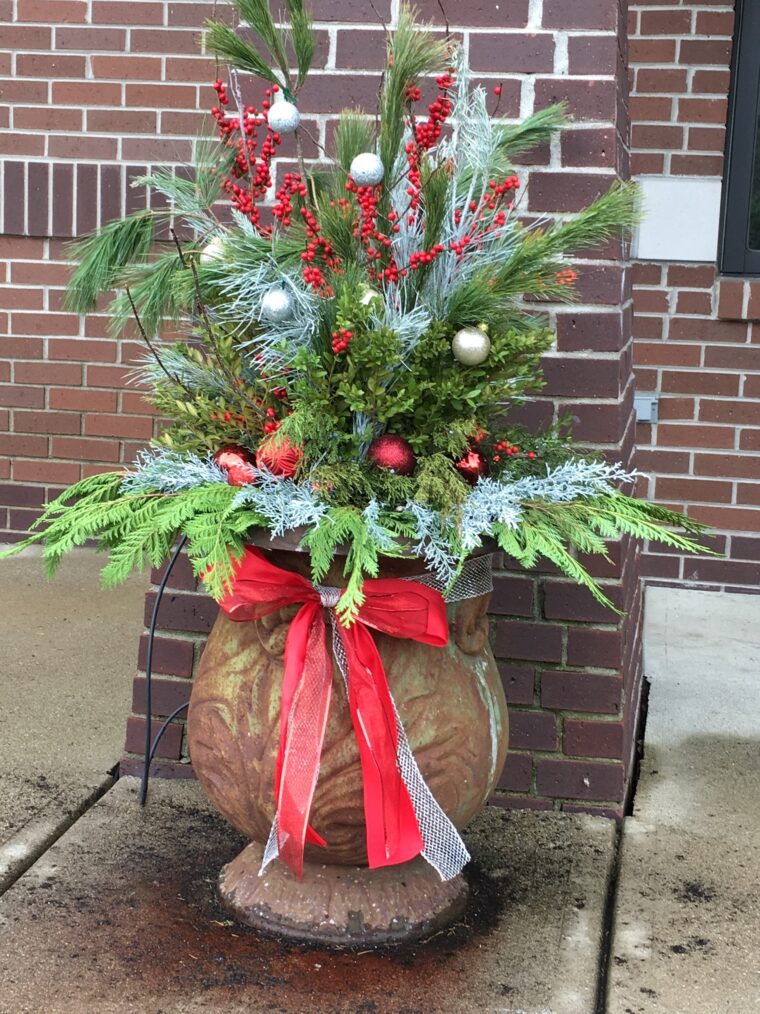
367, 434, 417, 475
215, 446, 257, 487
256, 436, 303, 478
455, 448, 489, 485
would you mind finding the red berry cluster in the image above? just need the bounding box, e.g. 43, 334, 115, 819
492, 440, 538, 464
556, 268, 578, 286
210, 410, 246, 424
331, 328, 353, 354
408, 243, 445, 271
263, 406, 280, 435
210, 81, 283, 228
272, 171, 308, 228
414, 72, 455, 149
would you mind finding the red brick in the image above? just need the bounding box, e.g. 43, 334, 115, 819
641, 553, 681, 580
629, 39, 677, 64
669, 318, 746, 343
661, 371, 739, 397
16, 53, 86, 77
131, 676, 192, 718
489, 574, 535, 617
490, 795, 554, 811
51, 436, 121, 462
91, 55, 162, 80
695, 10, 735, 36
469, 33, 555, 73
699, 400, 760, 427
656, 424, 735, 450
87, 109, 157, 133
634, 288, 669, 314
542, 355, 621, 398
637, 447, 691, 473
48, 388, 118, 412
556, 311, 624, 353
671, 154, 724, 176
84, 415, 154, 439
688, 126, 727, 153
705, 345, 760, 370
534, 79, 616, 123
14, 410, 81, 435
689, 505, 760, 532
679, 39, 732, 67
125, 716, 183, 760
560, 127, 618, 169
509, 711, 558, 752
0, 434, 48, 456
0, 385, 44, 408
144, 590, 218, 634
631, 155, 662, 175
737, 485, 760, 507
564, 719, 624, 759
493, 620, 563, 663
536, 758, 624, 802
12, 313, 80, 337
691, 70, 731, 95
13, 459, 80, 483
675, 290, 712, 315
639, 8, 691, 34
630, 96, 674, 122
567, 35, 618, 75
733, 536, 760, 561
47, 340, 118, 362
543, 583, 621, 624
632, 124, 684, 149
18, 0, 86, 18
566, 627, 622, 669
739, 430, 760, 452
0, 24, 51, 46
684, 557, 760, 585
92, 1, 164, 24
137, 633, 196, 678
56, 26, 127, 50
499, 664, 535, 707
634, 342, 701, 367
543, 0, 615, 30
498, 752, 532, 792
12, 362, 82, 386
656, 476, 733, 504
636, 67, 688, 93
540, 670, 622, 714
694, 452, 760, 480
561, 400, 627, 443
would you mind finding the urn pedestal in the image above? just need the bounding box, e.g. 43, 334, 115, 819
187, 543, 509, 946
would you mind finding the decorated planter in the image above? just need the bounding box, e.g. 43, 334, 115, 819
188, 537, 508, 944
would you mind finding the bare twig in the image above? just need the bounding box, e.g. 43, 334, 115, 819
126, 287, 195, 396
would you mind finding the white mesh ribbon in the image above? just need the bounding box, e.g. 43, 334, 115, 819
259, 554, 493, 881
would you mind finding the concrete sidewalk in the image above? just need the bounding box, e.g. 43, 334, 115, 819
608, 587, 760, 1013
0, 549, 147, 884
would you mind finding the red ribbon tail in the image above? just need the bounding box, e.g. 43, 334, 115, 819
339, 624, 424, 869
275, 604, 333, 878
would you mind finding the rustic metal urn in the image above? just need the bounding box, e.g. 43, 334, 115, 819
187, 534, 508, 945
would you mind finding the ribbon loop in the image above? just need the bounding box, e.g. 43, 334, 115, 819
219, 546, 470, 881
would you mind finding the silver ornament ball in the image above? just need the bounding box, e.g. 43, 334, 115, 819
350, 152, 385, 187
260, 287, 294, 323
451, 326, 491, 366
267, 98, 301, 135
200, 235, 226, 264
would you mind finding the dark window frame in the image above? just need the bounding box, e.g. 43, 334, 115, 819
720, 0, 760, 276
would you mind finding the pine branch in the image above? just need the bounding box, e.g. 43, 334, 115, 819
284, 0, 314, 90
204, 18, 284, 87
495, 103, 566, 160
65, 210, 156, 315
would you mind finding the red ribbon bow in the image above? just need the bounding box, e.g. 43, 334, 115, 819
219, 546, 449, 878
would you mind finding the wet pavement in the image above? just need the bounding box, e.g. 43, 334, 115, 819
0, 779, 615, 1014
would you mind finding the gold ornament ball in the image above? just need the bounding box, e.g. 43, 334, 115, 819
451, 326, 491, 366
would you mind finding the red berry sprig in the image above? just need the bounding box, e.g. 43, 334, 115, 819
492, 440, 538, 464
331, 328, 353, 354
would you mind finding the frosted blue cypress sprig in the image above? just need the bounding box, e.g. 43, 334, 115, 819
404, 500, 458, 584
122, 448, 229, 494
361, 500, 397, 552
231, 470, 328, 536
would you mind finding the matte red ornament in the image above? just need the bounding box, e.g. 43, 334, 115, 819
367, 434, 417, 475
215, 446, 257, 486
455, 448, 489, 485
256, 436, 303, 478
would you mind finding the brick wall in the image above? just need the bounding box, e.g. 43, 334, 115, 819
629, 1, 760, 589
1, 0, 645, 815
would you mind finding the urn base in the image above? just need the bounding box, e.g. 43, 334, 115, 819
219, 842, 469, 946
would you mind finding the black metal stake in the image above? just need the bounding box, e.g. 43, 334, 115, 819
139, 535, 188, 806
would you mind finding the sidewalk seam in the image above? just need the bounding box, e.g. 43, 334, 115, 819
594, 821, 624, 1014
0, 767, 119, 896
